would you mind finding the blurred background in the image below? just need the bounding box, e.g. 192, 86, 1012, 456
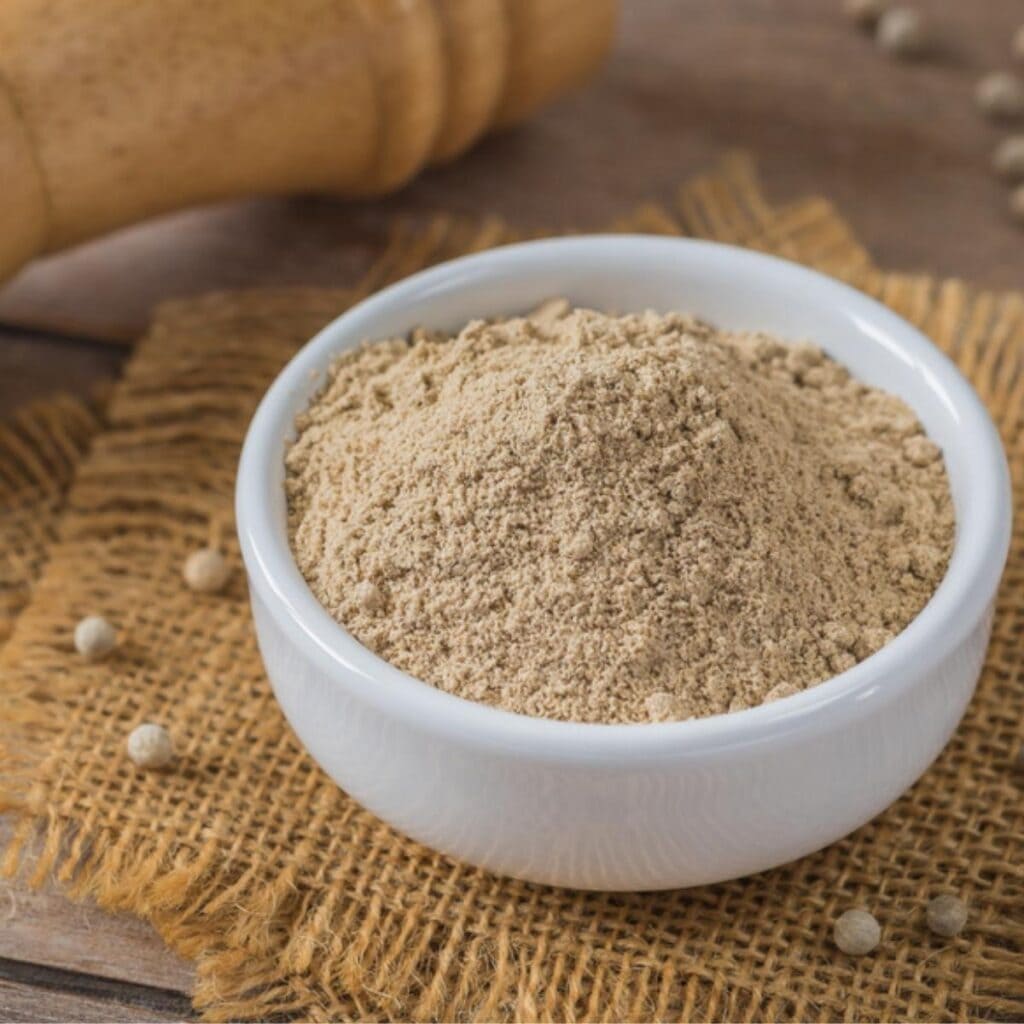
1, 1, 1020, 408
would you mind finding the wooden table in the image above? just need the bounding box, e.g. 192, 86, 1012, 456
2, 2, 1021, 1019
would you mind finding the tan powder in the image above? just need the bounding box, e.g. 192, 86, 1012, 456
286, 306, 953, 724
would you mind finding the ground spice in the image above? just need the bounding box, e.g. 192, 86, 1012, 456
286, 305, 953, 724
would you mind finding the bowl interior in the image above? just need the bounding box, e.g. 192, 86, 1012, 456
238, 236, 1010, 751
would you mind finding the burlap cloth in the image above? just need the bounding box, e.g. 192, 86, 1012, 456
0, 394, 102, 646
1, 157, 1021, 1022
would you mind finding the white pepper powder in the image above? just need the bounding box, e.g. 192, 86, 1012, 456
287, 307, 953, 724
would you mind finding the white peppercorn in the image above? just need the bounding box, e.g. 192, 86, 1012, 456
993, 136, 1024, 180
126, 723, 174, 769
843, 0, 887, 30
834, 908, 881, 955
183, 547, 231, 593
926, 894, 968, 938
74, 615, 117, 661
876, 8, 927, 58
1011, 185, 1024, 226
976, 72, 1024, 119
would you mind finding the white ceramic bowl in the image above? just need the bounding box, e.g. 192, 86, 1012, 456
237, 236, 1011, 891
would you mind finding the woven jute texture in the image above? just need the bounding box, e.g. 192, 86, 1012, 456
0, 394, 102, 648
1, 156, 1021, 1022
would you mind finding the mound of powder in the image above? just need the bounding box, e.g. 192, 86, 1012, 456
286, 304, 953, 724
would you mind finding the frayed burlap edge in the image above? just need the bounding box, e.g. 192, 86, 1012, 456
0, 393, 103, 646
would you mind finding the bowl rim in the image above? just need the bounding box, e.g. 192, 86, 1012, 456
236, 235, 1012, 762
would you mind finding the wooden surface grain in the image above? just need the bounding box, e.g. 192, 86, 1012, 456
0, 974, 190, 1023
1, 1, 1022, 1019
0, 821, 195, 1017
0, 877, 194, 994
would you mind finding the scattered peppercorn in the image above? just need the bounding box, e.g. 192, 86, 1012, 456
1014, 26, 1024, 63
976, 71, 1024, 119
843, 0, 887, 31
876, 8, 927, 58
993, 136, 1024, 180
1010, 185, 1024, 226
183, 547, 231, 593
74, 615, 117, 661
127, 723, 174, 770
834, 908, 881, 955
926, 894, 968, 937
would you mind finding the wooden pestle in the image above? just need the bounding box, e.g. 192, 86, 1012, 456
0, 0, 616, 281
